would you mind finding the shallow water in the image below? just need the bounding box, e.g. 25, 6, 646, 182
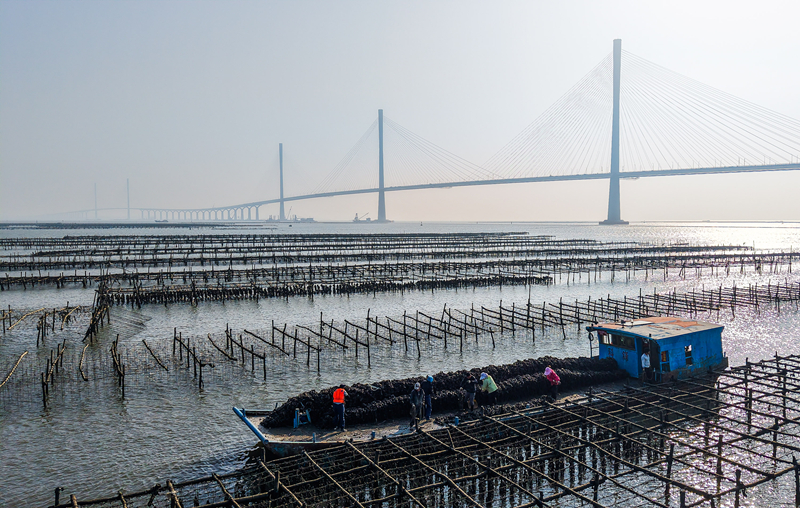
2, 221, 800, 507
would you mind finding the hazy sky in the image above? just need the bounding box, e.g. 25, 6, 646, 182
2, 0, 799, 222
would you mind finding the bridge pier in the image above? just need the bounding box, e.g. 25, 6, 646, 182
600, 38, 629, 225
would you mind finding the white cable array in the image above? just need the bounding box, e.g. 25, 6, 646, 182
310, 50, 800, 195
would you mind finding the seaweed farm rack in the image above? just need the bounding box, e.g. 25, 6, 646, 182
52, 354, 800, 507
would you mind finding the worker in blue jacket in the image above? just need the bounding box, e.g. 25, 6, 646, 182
421, 375, 434, 420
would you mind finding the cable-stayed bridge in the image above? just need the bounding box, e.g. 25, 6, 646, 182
126, 40, 800, 223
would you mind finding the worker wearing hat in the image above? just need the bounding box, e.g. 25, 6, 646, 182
544, 366, 561, 400
421, 375, 435, 420
409, 382, 425, 427
479, 372, 499, 405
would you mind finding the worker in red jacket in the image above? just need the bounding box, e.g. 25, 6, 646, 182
332, 385, 348, 431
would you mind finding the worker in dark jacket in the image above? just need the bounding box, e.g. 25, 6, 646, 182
409, 382, 425, 426
460, 373, 479, 410
421, 375, 434, 420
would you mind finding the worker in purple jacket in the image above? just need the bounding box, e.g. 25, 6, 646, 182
545, 366, 560, 400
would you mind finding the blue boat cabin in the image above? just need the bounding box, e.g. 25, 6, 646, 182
586, 316, 728, 381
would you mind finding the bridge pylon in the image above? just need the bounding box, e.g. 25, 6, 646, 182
377, 109, 387, 222
279, 143, 286, 221
600, 38, 629, 225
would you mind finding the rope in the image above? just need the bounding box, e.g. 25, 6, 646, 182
7, 308, 45, 331
0, 351, 28, 390
79, 343, 89, 381
142, 339, 169, 371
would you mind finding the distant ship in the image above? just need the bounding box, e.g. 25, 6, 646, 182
263, 215, 315, 223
